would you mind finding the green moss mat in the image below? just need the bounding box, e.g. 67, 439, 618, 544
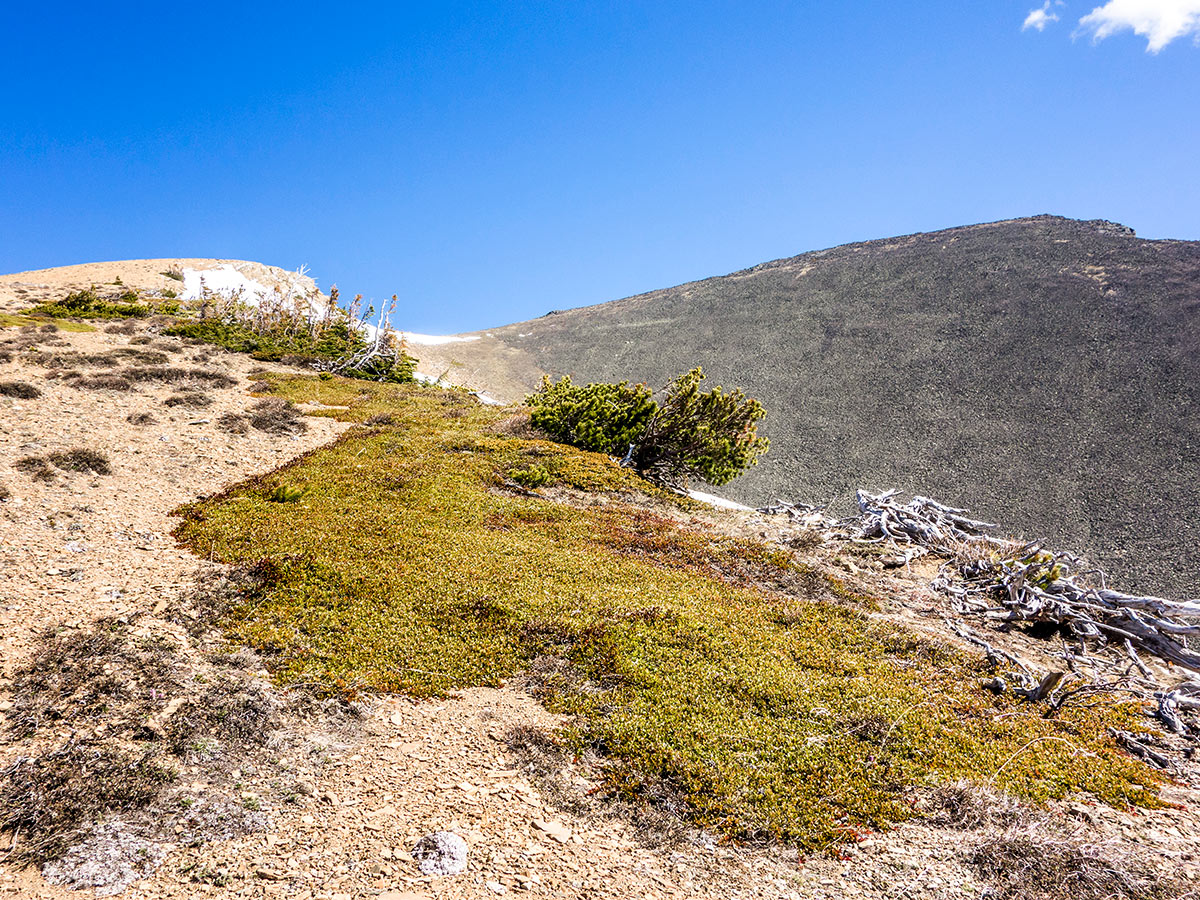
173, 375, 1162, 849
0, 313, 96, 332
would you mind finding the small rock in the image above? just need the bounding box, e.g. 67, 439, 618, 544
486, 881, 507, 894
295, 779, 317, 797
531, 819, 571, 844
411, 831, 468, 876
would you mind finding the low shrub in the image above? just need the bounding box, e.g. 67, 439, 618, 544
126, 412, 156, 425
508, 464, 553, 489
634, 367, 769, 487
528, 376, 655, 456
266, 484, 306, 503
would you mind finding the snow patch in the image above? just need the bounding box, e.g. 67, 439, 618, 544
687, 490, 753, 511
181, 265, 272, 303
399, 332, 481, 346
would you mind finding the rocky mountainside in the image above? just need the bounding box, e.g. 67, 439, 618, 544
3, 256, 1199, 900
413, 216, 1200, 597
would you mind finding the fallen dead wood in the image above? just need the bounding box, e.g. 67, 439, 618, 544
761, 489, 1200, 756
846, 490, 1200, 677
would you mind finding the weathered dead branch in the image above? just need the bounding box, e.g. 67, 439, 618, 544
761, 488, 1200, 758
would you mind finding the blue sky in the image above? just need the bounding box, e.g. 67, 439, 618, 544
2, 1, 1197, 332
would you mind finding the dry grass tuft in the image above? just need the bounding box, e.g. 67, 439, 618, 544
126, 412, 156, 425
104, 322, 138, 335
505, 724, 690, 848
0, 380, 41, 399
15, 456, 56, 481
363, 413, 396, 426
920, 780, 1028, 830
0, 608, 295, 866
0, 482, 11, 501
0, 742, 173, 862
968, 828, 1185, 900
164, 391, 213, 408
919, 781, 1189, 900
217, 412, 249, 434
248, 397, 307, 435
73, 373, 134, 391
47, 448, 112, 475
124, 366, 236, 387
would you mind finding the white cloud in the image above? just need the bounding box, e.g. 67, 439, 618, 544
1024, 1, 1063, 31
1076, 0, 1200, 51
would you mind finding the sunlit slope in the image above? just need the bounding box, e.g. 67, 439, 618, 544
418, 216, 1200, 595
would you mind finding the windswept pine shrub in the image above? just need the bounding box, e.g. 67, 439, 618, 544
528, 376, 655, 456
527, 367, 768, 487
634, 367, 768, 487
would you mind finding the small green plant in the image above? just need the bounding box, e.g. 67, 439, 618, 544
508, 464, 552, 489
160, 268, 184, 282
267, 484, 307, 503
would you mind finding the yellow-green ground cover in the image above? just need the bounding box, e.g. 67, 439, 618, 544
173, 375, 1161, 849
0, 313, 95, 332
